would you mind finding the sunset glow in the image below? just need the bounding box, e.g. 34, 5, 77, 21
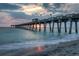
0, 3, 79, 56
0, 3, 79, 27
35, 46, 45, 52
21, 4, 47, 15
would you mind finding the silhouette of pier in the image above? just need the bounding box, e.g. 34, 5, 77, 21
11, 13, 79, 34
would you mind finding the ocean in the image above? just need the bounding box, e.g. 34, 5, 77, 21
0, 22, 79, 55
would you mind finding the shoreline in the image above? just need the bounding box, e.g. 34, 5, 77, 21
0, 27, 79, 56
0, 38, 79, 56
28, 38, 79, 56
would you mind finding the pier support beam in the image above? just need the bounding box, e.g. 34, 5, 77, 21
39, 23, 41, 31
59, 21, 62, 33
49, 22, 52, 32
31, 24, 34, 30
32, 24, 35, 30
64, 21, 67, 33
69, 20, 72, 34
32, 24, 34, 29
44, 23, 46, 32
51, 21, 54, 32
57, 22, 60, 33
35, 24, 37, 31
75, 21, 78, 34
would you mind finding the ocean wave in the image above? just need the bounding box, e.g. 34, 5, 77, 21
0, 34, 79, 50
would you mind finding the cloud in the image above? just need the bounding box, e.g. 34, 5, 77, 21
0, 12, 15, 27
0, 12, 30, 27
20, 4, 48, 15
7, 12, 31, 19
63, 4, 79, 13
0, 3, 20, 10
43, 3, 79, 14
1, 3, 79, 27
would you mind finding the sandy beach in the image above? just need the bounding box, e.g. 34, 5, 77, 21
28, 39, 79, 56
0, 38, 79, 56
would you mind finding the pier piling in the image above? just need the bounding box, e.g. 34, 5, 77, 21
57, 22, 60, 33
39, 23, 41, 31
35, 24, 37, 31
59, 21, 62, 33
49, 23, 52, 32
75, 21, 78, 33
44, 23, 46, 32
69, 20, 72, 34
64, 21, 67, 33
51, 22, 54, 32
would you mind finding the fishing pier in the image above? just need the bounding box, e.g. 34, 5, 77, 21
11, 13, 79, 34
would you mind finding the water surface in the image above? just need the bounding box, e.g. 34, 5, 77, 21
0, 22, 79, 55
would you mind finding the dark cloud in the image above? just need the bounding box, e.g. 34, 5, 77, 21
40, 3, 69, 14
0, 3, 20, 10
53, 3, 65, 8
43, 3, 49, 8
1, 3, 79, 27
7, 12, 37, 20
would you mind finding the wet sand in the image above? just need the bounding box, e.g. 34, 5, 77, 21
0, 38, 79, 56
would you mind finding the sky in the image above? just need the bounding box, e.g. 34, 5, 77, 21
0, 3, 79, 27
